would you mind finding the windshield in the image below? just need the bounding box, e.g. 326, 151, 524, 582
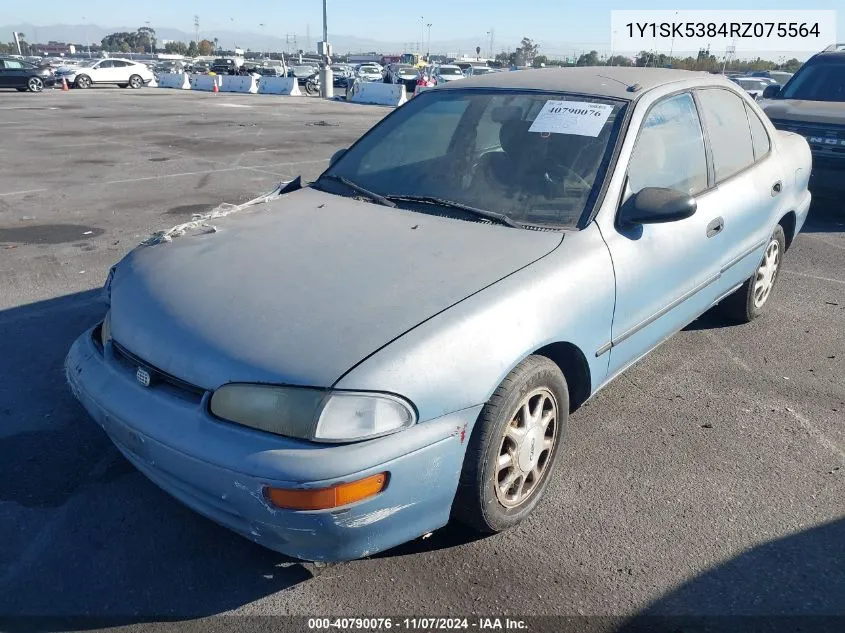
439, 67, 462, 75
780, 61, 845, 101
79, 60, 98, 67
360, 66, 379, 73
316, 90, 625, 229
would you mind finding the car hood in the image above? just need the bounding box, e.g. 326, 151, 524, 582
762, 99, 845, 126
109, 187, 562, 391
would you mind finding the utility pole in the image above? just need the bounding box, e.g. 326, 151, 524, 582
426, 23, 432, 61
194, 15, 200, 46
420, 16, 424, 55
487, 29, 494, 60
319, 0, 334, 98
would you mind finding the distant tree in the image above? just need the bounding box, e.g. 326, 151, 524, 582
187, 40, 199, 57
576, 50, 601, 66
119, 42, 130, 53
164, 41, 188, 55
532, 54, 548, 68
516, 37, 538, 66
198, 39, 215, 56
606, 54, 633, 67
213, 37, 219, 52
475, 46, 481, 57
137, 26, 155, 53
778, 58, 802, 72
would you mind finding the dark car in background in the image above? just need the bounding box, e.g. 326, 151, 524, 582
0, 57, 56, 92
761, 44, 845, 198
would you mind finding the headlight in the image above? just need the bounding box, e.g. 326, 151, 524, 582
100, 310, 112, 347
209, 384, 416, 443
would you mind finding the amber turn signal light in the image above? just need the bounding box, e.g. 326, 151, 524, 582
264, 472, 389, 510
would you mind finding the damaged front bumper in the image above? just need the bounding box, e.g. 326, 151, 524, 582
65, 327, 479, 561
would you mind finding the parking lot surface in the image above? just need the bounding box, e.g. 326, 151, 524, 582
1, 88, 843, 627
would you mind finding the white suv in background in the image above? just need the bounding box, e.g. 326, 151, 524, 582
60, 59, 155, 89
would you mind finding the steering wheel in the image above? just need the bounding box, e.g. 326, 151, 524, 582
543, 164, 591, 190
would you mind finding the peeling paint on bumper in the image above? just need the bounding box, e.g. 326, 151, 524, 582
65, 328, 481, 561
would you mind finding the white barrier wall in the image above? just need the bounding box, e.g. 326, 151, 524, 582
146, 76, 158, 88
257, 77, 302, 96
348, 82, 407, 106
220, 75, 259, 94
157, 73, 191, 90
190, 74, 222, 91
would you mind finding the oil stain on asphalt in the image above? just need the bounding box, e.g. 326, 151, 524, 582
0, 224, 104, 245
166, 204, 211, 216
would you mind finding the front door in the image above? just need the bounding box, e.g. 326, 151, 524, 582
601, 91, 718, 378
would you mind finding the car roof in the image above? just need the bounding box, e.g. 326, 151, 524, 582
437, 66, 727, 100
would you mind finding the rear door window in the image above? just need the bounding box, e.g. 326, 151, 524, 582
696, 88, 755, 182
745, 103, 771, 160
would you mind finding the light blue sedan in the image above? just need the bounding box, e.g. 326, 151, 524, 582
65, 67, 812, 561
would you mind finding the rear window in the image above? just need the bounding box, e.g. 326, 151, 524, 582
780, 60, 845, 102
696, 88, 755, 182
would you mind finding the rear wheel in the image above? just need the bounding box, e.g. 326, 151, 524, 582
720, 225, 786, 323
27, 77, 44, 92
453, 355, 569, 533
75, 75, 92, 89
128, 74, 143, 89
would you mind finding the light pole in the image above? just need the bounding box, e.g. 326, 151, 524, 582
259, 23, 265, 57
320, 0, 334, 98
668, 11, 678, 67
420, 16, 424, 55
426, 23, 432, 61
82, 16, 90, 56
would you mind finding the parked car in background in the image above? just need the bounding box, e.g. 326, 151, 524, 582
289, 65, 318, 85
356, 64, 383, 82
57, 58, 155, 89
389, 65, 420, 92
730, 76, 771, 100
760, 44, 845, 198
0, 57, 56, 92
66, 67, 810, 563
750, 70, 794, 85
467, 66, 497, 77
331, 64, 355, 88
435, 64, 465, 83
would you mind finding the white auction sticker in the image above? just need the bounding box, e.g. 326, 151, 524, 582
528, 101, 613, 137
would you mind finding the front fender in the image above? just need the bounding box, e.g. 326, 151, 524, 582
334, 222, 616, 422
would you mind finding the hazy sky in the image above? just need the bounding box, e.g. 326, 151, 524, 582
7, 0, 843, 52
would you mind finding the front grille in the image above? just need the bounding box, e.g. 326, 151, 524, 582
111, 340, 206, 402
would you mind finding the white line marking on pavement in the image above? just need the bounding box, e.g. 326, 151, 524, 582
703, 331, 752, 373
0, 187, 48, 198
783, 270, 845, 286
784, 408, 845, 463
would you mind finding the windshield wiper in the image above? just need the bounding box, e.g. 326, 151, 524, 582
319, 174, 396, 207
385, 195, 522, 228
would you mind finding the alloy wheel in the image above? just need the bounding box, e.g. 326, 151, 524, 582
494, 387, 558, 508
753, 239, 780, 308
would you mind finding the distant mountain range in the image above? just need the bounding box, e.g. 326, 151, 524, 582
1, 23, 612, 58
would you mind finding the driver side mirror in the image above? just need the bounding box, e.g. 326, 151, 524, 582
762, 84, 780, 99
329, 148, 347, 167
619, 187, 697, 226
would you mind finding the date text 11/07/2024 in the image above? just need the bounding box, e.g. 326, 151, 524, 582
307, 618, 529, 630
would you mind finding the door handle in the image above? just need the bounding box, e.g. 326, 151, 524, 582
771, 181, 782, 196
706, 216, 724, 238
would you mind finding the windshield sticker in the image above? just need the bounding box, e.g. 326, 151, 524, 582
528, 101, 613, 137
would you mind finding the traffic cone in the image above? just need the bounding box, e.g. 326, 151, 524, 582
212, 81, 219, 93
62, 77, 69, 91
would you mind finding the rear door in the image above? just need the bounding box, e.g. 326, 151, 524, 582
0, 60, 9, 87
693, 87, 784, 303
111, 60, 135, 83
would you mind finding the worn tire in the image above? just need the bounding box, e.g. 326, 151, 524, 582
75, 75, 91, 89
720, 224, 786, 323
452, 355, 569, 533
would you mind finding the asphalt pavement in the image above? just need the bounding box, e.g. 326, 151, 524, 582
0, 87, 843, 631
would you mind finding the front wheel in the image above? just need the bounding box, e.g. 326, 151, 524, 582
720, 224, 786, 323
128, 74, 143, 89
452, 355, 569, 533
27, 77, 44, 92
